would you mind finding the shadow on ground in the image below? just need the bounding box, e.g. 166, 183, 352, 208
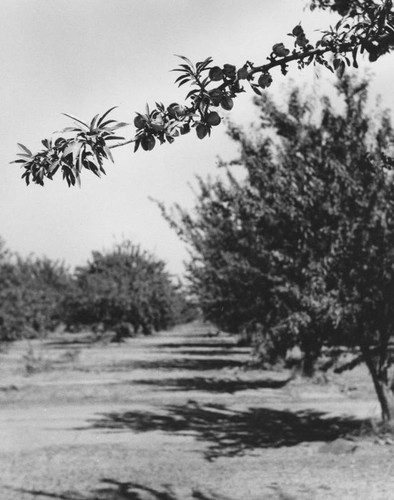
131, 376, 291, 393
5, 479, 236, 499
155, 348, 248, 357
80, 401, 364, 460
103, 358, 246, 372
156, 342, 237, 350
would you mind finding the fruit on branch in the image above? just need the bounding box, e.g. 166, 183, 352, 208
258, 73, 273, 88
223, 64, 237, 79
237, 66, 249, 80
209, 89, 223, 106
272, 43, 290, 57
134, 115, 147, 129
150, 114, 165, 132
196, 123, 209, 139
221, 95, 234, 111
167, 103, 187, 118
141, 135, 156, 151
206, 111, 221, 126
209, 66, 224, 81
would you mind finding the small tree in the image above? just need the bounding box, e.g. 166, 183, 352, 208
161, 75, 394, 421
63, 240, 185, 337
0, 243, 72, 340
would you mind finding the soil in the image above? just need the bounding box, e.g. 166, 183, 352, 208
0, 322, 393, 500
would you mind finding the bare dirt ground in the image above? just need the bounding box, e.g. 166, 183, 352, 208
0, 322, 393, 500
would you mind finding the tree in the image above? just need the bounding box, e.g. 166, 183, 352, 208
62, 240, 187, 337
12, 1, 394, 186
160, 74, 394, 422
0, 242, 72, 340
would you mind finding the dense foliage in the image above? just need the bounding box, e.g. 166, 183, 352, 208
13, 0, 393, 186
62, 241, 189, 338
0, 238, 192, 341
161, 75, 394, 420
0, 240, 72, 340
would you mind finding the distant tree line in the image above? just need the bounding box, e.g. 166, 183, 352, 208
0, 239, 195, 342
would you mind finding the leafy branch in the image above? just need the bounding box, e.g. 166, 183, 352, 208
13, 0, 394, 187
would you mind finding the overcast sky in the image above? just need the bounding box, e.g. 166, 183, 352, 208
0, 0, 393, 277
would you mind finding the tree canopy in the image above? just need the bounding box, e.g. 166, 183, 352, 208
13, 0, 394, 187
0, 240, 72, 340
62, 240, 190, 338
160, 74, 394, 420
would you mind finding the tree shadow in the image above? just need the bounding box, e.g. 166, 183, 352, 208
5, 479, 235, 499
106, 357, 245, 372
44, 338, 94, 350
132, 376, 292, 393
156, 342, 237, 350
80, 401, 364, 460
157, 349, 248, 357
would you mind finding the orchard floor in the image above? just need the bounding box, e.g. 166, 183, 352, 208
0, 322, 393, 500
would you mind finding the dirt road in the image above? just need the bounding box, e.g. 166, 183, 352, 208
0, 322, 392, 499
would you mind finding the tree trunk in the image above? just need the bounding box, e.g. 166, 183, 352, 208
362, 345, 394, 423
302, 349, 316, 377
374, 376, 394, 423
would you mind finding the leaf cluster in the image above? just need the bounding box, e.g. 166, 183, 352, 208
13, 107, 127, 186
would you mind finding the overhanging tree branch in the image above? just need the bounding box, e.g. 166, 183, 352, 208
12, 0, 394, 187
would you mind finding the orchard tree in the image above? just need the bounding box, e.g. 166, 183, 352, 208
0, 242, 72, 341
63, 240, 186, 337
159, 75, 394, 422
12, 0, 394, 186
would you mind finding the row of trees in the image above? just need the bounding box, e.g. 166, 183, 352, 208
0, 240, 193, 341
9, 0, 394, 423
160, 75, 394, 421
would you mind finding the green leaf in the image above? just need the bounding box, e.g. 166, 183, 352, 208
99, 119, 117, 128
196, 123, 209, 140
196, 57, 213, 72
104, 135, 125, 141
63, 141, 82, 162
97, 106, 118, 127
178, 64, 193, 72
88, 162, 101, 177
17, 143, 32, 156
11, 159, 28, 164
105, 122, 129, 131
175, 74, 190, 84
186, 89, 199, 99
61, 127, 82, 133
90, 114, 100, 131
48, 161, 60, 174
16, 153, 33, 159
62, 113, 89, 129
336, 60, 346, 78
103, 145, 114, 163
178, 78, 191, 87
175, 54, 194, 67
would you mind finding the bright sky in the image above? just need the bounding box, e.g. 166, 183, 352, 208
1, 0, 393, 278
